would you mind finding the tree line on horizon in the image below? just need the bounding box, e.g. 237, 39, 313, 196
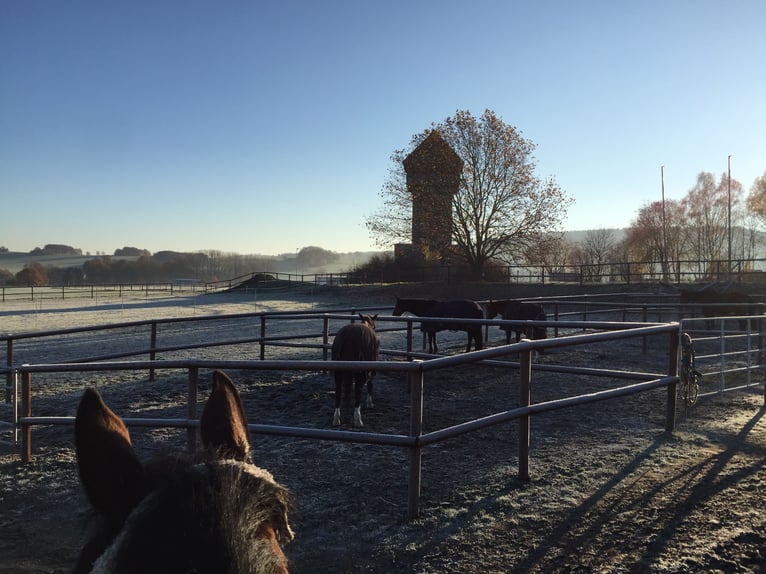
0, 245, 349, 286
529, 171, 766, 281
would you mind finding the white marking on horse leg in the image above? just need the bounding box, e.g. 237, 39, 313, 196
366, 395, 374, 408
332, 408, 341, 426
353, 406, 363, 427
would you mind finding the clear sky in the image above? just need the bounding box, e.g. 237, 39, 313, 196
1, 1, 764, 256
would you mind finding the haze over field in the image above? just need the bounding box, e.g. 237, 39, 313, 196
2, 2, 764, 256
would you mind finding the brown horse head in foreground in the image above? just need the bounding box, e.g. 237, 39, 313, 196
73, 370, 294, 574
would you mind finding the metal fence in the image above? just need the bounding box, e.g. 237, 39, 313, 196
0, 306, 677, 519
3, 255, 766, 301
3, 301, 765, 519
0, 283, 204, 302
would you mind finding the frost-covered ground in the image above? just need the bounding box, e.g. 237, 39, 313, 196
1, 285, 765, 573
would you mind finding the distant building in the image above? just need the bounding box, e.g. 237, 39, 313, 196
394, 131, 463, 264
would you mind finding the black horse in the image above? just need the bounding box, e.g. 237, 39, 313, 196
331, 314, 380, 427
73, 370, 294, 574
488, 299, 548, 352
392, 297, 483, 354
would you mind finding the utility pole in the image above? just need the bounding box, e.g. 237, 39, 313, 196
661, 165, 668, 281
728, 155, 732, 276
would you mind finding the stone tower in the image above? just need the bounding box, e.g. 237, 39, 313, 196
400, 131, 463, 259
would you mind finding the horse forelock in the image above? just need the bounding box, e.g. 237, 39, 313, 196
90, 457, 293, 574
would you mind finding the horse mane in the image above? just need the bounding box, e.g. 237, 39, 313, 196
73, 370, 294, 574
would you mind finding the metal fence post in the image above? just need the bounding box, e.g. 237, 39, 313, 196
187, 367, 198, 453
642, 306, 648, 354
665, 329, 679, 436
149, 322, 158, 382
761, 314, 766, 405
260, 315, 267, 360
407, 365, 424, 520
5, 338, 12, 404
21, 371, 31, 463
518, 349, 532, 481
322, 316, 330, 361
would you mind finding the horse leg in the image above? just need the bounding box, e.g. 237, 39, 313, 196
431, 332, 438, 354
332, 372, 342, 426
534, 327, 546, 355
475, 327, 483, 351
353, 372, 365, 427
465, 330, 476, 353
365, 372, 374, 408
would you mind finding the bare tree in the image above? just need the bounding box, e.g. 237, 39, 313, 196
572, 229, 617, 280
746, 172, 766, 226
367, 109, 572, 279
683, 171, 744, 266
523, 234, 572, 276
626, 199, 686, 280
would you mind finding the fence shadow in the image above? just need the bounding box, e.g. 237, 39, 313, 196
514, 405, 766, 572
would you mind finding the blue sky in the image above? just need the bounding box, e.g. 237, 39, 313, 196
1, 1, 764, 256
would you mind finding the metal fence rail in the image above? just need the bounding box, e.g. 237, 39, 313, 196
5, 298, 766, 519
681, 316, 766, 397
12, 322, 680, 519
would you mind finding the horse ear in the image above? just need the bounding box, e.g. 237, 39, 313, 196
201, 370, 251, 461
75, 388, 145, 522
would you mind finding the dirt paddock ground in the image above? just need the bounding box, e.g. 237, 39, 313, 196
1, 283, 765, 573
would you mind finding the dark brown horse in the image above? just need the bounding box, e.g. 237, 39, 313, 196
331, 314, 380, 427
392, 297, 483, 354
73, 370, 294, 574
679, 286, 755, 330
488, 299, 548, 352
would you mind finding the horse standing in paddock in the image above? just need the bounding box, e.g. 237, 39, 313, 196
679, 287, 756, 330
73, 370, 294, 574
392, 297, 483, 354
488, 299, 548, 352
331, 314, 380, 427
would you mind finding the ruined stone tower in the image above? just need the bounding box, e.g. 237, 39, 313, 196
396, 131, 463, 261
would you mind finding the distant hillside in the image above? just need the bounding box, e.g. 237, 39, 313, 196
270, 251, 383, 275
0, 252, 141, 274
563, 228, 626, 243
0, 250, 385, 276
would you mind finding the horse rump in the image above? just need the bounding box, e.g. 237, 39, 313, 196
331, 314, 380, 427
393, 297, 483, 353
73, 370, 294, 574
680, 287, 755, 330
494, 299, 548, 353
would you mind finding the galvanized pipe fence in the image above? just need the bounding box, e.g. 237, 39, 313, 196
680, 316, 766, 401
6, 317, 681, 519
3, 298, 765, 518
